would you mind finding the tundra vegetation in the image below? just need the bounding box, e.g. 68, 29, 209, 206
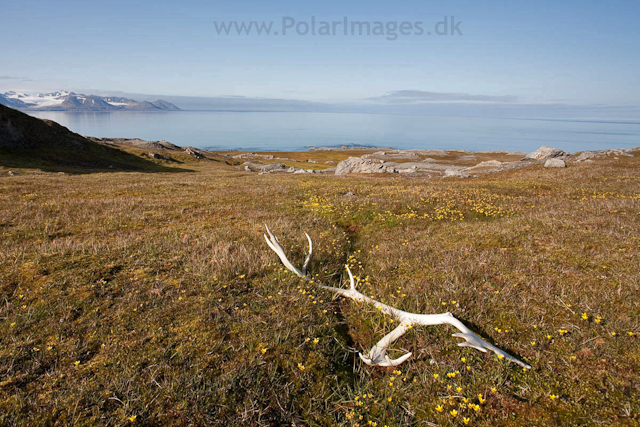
1, 150, 639, 426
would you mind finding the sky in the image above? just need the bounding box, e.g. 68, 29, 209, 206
1, 0, 639, 116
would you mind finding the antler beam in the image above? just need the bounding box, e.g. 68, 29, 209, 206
263, 225, 531, 370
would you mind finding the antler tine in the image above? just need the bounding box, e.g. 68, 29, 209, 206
264, 225, 304, 278
302, 233, 313, 277
358, 323, 413, 366
345, 264, 356, 291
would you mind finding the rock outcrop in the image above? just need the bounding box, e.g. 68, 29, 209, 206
244, 162, 286, 173
185, 147, 205, 159
444, 169, 470, 178
524, 146, 567, 160
335, 157, 397, 175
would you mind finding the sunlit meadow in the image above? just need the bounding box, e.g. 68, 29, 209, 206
1, 152, 639, 426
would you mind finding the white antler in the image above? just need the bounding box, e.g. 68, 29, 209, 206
263, 225, 531, 370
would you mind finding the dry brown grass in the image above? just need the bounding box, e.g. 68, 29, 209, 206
1, 153, 639, 426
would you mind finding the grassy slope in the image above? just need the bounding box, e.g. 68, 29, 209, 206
0, 105, 179, 173
0, 155, 639, 426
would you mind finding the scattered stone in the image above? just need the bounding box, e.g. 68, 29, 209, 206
321, 167, 337, 174
307, 159, 318, 163
89, 137, 181, 151
544, 158, 566, 168
344, 191, 356, 197
148, 152, 173, 161
396, 166, 419, 174
575, 151, 598, 161
444, 168, 469, 178
185, 147, 205, 159
7, 171, 18, 176
524, 146, 567, 160
232, 152, 274, 160
467, 160, 503, 169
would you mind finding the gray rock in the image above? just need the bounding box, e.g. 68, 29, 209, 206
344, 191, 356, 197
185, 147, 205, 159
397, 166, 418, 174
444, 168, 469, 178
465, 160, 503, 170
321, 167, 337, 174
148, 152, 172, 160
244, 162, 286, 173
335, 157, 389, 175
260, 163, 286, 173
575, 151, 599, 161
233, 152, 274, 160
525, 146, 567, 160
544, 158, 566, 168
7, 171, 18, 176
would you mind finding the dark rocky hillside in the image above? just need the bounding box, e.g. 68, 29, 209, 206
0, 104, 174, 172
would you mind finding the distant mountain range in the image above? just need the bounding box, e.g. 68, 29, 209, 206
0, 91, 180, 112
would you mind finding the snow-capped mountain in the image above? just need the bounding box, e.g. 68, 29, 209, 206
0, 91, 180, 111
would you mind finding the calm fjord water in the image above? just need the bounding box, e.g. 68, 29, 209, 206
27, 111, 639, 152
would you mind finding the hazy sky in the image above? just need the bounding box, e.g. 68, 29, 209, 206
2, 0, 639, 111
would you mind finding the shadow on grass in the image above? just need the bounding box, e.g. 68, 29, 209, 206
0, 148, 195, 174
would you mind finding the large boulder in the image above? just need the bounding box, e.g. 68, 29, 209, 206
335, 157, 393, 175
524, 146, 567, 160
544, 158, 566, 168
